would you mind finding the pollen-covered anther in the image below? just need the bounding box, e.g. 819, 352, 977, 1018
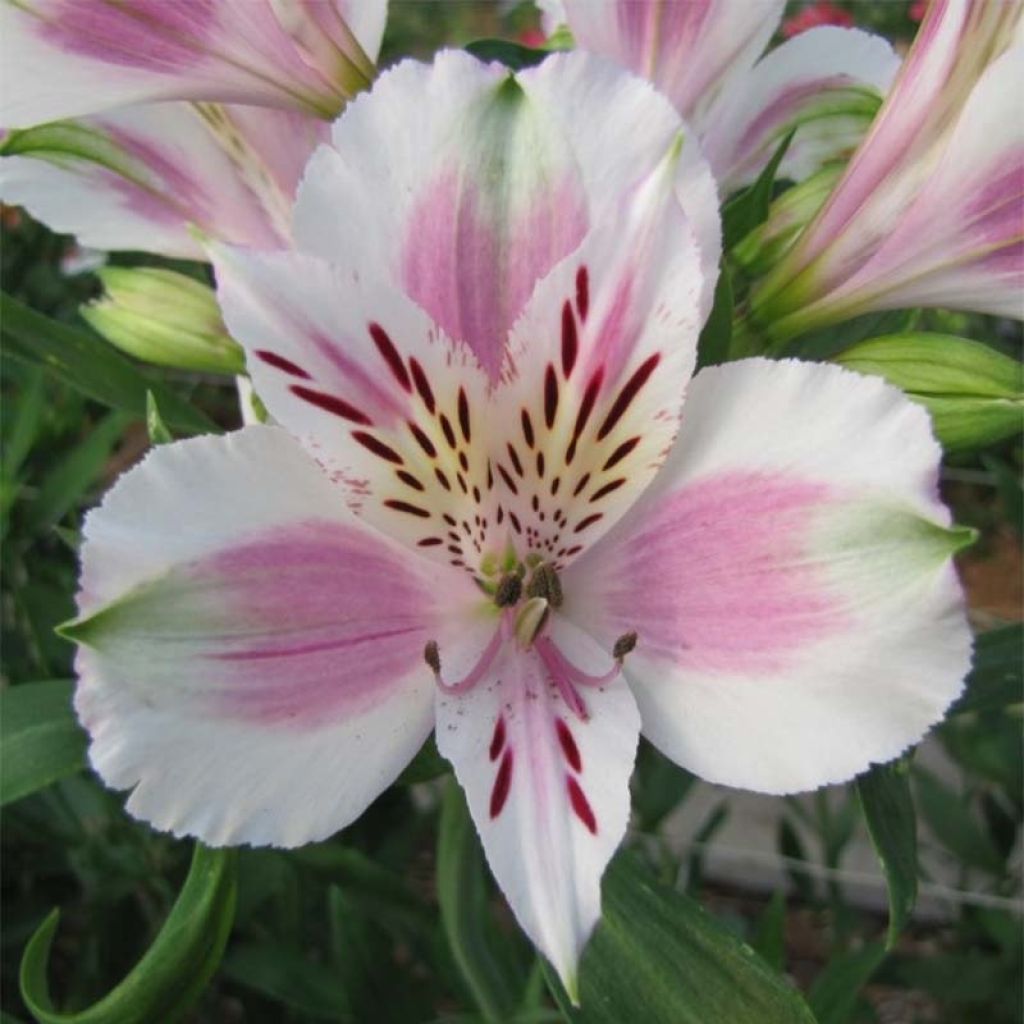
613, 631, 638, 661
514, 597, 550, 647
494, 573, 523, 608
424, 640, 441, 673
429, 623, 506, 695
525, 562, 563, 608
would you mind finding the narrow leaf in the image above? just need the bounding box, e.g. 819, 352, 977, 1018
146, 391, 175, 446
464, 39, 550, 70
951, 625, 1024, 715
1, 293, 216, 435
437, 781, 521, 1024
722, 131, 794, 251
0, 681, 86, 806
856, 758, 917, 947
696, 265, 733, 370
807, 942, 886, 1024
751, 891, 787, 973
20, 843, 237, 1024
552, 852, 816, 1023
914, 768, 1005, 874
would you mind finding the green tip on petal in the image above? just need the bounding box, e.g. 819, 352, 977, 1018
949, 524, 980, 553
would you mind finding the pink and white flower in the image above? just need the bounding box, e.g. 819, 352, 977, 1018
0, 0, 387, 255
64, 53, 971, 995
538, 0, 900, 192
753, 0, 1024, 341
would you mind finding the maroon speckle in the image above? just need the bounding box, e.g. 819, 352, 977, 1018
590, 477, 626, 502
597, 354, 660, 441
291, 385, 371, 425
561, 300, 578, 377
567, 776, 597, 833
409, 358, 436, 413
440, 414, 457, 449
396, 469, 425, 491
489, 716, 507, 761
555, 718, 582, 772
408, 422, 437, 458
256, 350, 310, 379
490, 750, 513, 818
521, 409, 535, 448
574, 512, 603, 533
384, 499, 431, 518
573, 472, 591, 497
509, 512, 523, 534
544, 365, 558, 429
457, 388, 471, 442
369, 322, 411, 392
603, 436, 641, 471
497, 465, 519, 495
418, 537, 443, 547
536, 452, 546, 478
435, 467, 452, 491
507, 443, 524, 478
575, 266, 589, 322
567, 368, 604, 464
351, 431, 403, 464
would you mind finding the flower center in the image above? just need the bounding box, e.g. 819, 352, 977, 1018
425, 560, 636, 718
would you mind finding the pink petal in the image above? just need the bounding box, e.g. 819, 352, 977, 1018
74, 426, 474, 847
435, 616, 640, 997
564, 359, 972, 795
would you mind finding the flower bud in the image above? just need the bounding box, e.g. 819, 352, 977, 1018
81, 267, 244, 375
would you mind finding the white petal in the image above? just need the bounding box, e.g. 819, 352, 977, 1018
73, 426, 471, 847
563, 359, 972, 794
1, 103, 326, 256
210, 244, 497, 567
0, 0, 385, 128
435, 618, 640, 995
701, 27, 899, 193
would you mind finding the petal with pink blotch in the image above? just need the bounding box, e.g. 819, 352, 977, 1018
435, 616, 640, 999
701, 27, 899, 194
0, 0, 386, 129
562, 359, 972, 795
0, 103, 327, 257
68, 426, 476, 847
491, 146, 708, 564
295, 51, 716, 378
210, 243, 498, 568
540, 0, 783, 124
796, 46, 1024, 323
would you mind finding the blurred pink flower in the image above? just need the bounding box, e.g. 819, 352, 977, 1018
783, 2, 856, 38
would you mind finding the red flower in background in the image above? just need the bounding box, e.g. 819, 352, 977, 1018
782, 1, 855, 38
909, 0, 931, 21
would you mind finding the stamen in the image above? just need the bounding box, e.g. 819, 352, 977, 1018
613, 631, 638, 660
494, 573, 523, 607
428, 624, 505, 695
526, 562, 563, 608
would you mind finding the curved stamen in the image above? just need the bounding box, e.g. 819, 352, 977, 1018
427, 619, 506, 695
535, 635, 622, 690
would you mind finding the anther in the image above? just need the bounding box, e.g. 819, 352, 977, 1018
526, 562, 563, 608
613, 631, 638, 661
424, 640, 441, 673
514, 597, 550, 647
494, 573, 523, 607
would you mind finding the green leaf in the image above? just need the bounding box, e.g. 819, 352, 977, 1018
146, 391, 174, 446
222, 942, 352, 1021
856, 757, 917, 947
437, 781, 522, 1023
20, 843, 237, 1024
696, 265, 733, 369
722, 130, 794, 251
1, 293, 216, 436
833, 334, 1023, 452
551, 852, 816, 1023
27, 410, 132, 531
750, 891, 787, 973
950, 625, 1023, 715
464, 39, 550, 70
914, 767, 1005, 874
0, 680, 87, 806
807, 942, 886, 1024
630, 740, 698, 833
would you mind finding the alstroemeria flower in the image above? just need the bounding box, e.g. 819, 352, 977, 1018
753, 0, 1024, 341
538, 0, 900, 192
65, 53, 971, 995
0, 0, 385, 126
0, 0, 387, 255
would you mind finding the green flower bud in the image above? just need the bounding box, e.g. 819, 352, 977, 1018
834, 334, 1023, 453
81, 267, 244, 375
